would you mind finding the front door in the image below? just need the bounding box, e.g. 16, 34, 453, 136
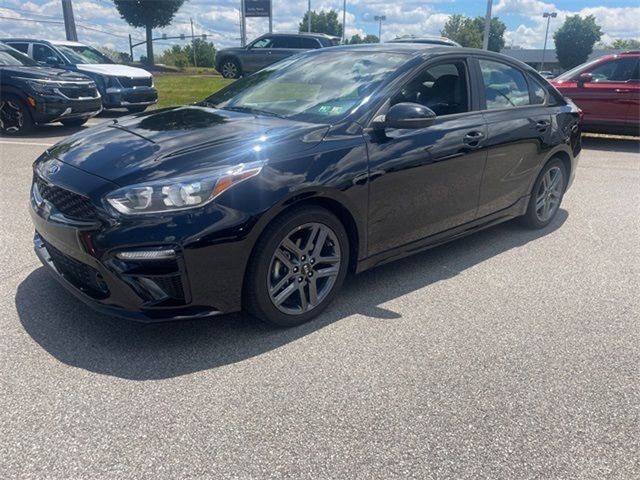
366, 58, 487, 256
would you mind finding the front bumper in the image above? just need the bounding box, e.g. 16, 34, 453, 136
103, 86, 158, 109
30, 93, 103, 124
29, 166, 252, 322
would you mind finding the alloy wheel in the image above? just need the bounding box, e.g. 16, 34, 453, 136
267, 222, 341, 315
535, 166, 563, 222
222, 62, 238, 78
0, 101, 24, 133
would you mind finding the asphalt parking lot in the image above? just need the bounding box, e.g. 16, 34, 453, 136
1, 118, 638, 479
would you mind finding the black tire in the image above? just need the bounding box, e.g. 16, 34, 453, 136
520, 158, 567, 229
60, 117, 89, 127
0, 95, 33, 135
219, 58, 242, 79
127, 106, 148, 114
244, 206, 350, 327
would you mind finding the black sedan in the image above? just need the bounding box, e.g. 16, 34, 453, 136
30, 44, 581, 326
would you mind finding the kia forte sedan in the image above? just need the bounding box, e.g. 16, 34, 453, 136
30, 45, 581, 327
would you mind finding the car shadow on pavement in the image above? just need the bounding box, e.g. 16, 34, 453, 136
15, 211, 567, 380
581, 136, 639, 154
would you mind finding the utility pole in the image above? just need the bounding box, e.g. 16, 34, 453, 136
374, 15, 386, 42
482, 0, 492, 50
307, 0, 311, 33
342, 0, 346, 44
269, 0, 273, 33
240, 0, 246, 46
61, 0, 78, 41
128, 34, 134, 62
190, 17, 197, 68
540, 12, 557, 71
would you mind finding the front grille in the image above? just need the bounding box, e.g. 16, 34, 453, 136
58, 86, 99, 99
150, 275, 185, 300
35, 176, 98, 220
43, 239, 109, 298
118, 76, 152, 88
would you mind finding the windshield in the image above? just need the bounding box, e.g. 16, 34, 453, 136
204, 50, 409, 123
554, 58, 601, 81
0, 44, 38, 66
55, 44, 113, 64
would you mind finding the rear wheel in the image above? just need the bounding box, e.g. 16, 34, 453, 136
220, 58, 241, 79
244, 207, 349, 327
60, 117, 89, 127
521, 158, 566, 229
0, 96, 33, 135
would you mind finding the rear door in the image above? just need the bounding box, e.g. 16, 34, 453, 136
474, 57, 553, 217
269, 36, 302, 63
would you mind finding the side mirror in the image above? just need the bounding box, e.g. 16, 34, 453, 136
577, 72, 592, 86
372, 102, 437, 131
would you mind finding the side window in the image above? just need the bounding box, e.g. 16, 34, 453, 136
479, 59, 530, 109
271, 37, 295, 48
590, 58, 639, 82
530, 78, 547, 105
251, 38, 274, 49
33, 44, 60, 63
391, 60, 469, 116
299, 37, 321, 49
8, 43, 29, 54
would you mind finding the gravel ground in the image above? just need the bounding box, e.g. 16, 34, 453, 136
0, 120, 638, 479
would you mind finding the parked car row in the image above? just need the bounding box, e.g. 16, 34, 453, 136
0, 39, 157, 135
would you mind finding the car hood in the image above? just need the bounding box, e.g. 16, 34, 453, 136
0, 65, 91, 81
76, 64, 152, 78
48, 105, 329, 186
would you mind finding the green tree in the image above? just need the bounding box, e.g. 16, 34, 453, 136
184, 39, 217, 68
611, 38, 640, 50
113, 0, 184, 64
554, 15, 602, 69
441, 14, 507, 51
298, 10, 342, 37
156, 44, 190, 68
472, 16, 507, 52
347, 34, 379, 44
441, 14, 482, 48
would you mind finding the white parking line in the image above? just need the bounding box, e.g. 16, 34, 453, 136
0, 140, 54, 147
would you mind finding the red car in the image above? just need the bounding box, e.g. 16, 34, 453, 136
551, 52, 639, 135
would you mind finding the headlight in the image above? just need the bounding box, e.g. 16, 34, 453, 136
105, 161, 264, 216
26, 80, 60, 95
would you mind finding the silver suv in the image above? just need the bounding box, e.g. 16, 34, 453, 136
216, 33, 340, 79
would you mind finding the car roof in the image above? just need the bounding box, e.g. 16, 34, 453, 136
0, 38, 86, 47
256, 32, 340, 40
388, 36, 460, 46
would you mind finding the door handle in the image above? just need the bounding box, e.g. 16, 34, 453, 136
463, 131, 485, 147
615, 88, 631, 93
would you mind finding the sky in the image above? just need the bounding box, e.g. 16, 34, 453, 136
0, 0, 638, 58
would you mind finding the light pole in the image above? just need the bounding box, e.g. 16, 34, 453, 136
374, 15, 386, 42
482, 0, 492, 50
342, 0, 347, 44
308, 0, 312, 33
540, 11, 557, 71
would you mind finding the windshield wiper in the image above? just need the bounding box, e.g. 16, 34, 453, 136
222, 106, 285, 118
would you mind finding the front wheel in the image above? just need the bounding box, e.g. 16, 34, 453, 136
219, 58, 241, 79
0, 96, 33, 135
521, 158, 566, 229
244, 207, 349, 327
